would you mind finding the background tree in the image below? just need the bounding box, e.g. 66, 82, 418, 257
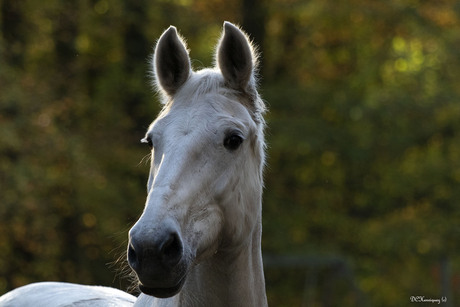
1, 0, 459, 306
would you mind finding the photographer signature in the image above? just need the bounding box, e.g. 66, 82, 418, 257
410, 296, 447, 304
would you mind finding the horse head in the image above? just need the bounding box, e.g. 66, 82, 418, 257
127, 22, 265, 299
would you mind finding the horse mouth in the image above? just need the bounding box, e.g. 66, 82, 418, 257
138, 275, 186, 298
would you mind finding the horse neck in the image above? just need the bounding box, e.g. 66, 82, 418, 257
182, 214, 267, 306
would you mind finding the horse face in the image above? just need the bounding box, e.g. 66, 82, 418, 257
127, 23, 265, 298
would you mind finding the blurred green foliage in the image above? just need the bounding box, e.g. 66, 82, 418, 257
1, 0, 459, 306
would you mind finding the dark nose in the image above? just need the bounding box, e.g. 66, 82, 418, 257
128, 226, 183, 284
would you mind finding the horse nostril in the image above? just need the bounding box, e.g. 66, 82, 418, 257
160, 232, 183, 267
128, 224, 183, 276
127, 243, 140, 271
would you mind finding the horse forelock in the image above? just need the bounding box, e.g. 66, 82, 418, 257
159, 69, 266, 126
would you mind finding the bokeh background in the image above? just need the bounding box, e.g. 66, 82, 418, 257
1, 0, 459, 306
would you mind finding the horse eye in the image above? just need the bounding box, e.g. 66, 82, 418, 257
223, 134, 243, 150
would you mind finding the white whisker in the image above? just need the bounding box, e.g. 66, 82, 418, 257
137, 153, 151, 167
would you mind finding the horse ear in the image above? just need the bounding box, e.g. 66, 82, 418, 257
154, 26, 191, 96
217, 22, 256, 91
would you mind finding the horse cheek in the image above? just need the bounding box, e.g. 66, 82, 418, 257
190, 207, 223, 261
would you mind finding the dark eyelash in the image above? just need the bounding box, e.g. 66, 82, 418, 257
141, 137, 153, 149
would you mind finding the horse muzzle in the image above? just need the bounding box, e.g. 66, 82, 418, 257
127, 220, 188, 298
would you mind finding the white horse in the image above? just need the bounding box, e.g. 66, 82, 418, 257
0, 21, 267, 307
0, 282, 136, 306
